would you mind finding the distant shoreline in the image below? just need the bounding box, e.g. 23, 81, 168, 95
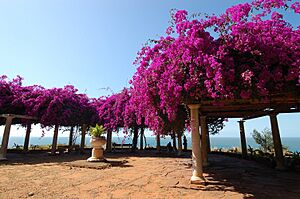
2, 136, 300, 152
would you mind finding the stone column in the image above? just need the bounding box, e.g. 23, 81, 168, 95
200, 115, 209, 166
140, 127, 144, 150
23, 123, 32, 152
106, 130, 112, 152
80, 124, 87, 153
269, 114, 284, 170
68, 126, 74, 152
177, 132, 183, 156
0, 116, 14, 160
188, 104, 205, 184
238, 120, 247, 159
156, 134, 161, 152
51, 125, 59, 155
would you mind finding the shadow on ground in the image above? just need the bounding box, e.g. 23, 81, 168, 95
1, 151, 300, 199
0, 149, 191, 165
184, 154, 300, 199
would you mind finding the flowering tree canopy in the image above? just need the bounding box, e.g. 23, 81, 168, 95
130, 0, 300, 133
0, 75, 26, 115
0, 76, 99, 127
98, 88, 141, 132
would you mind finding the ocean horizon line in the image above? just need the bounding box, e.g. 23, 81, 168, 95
3, 136, 300, 138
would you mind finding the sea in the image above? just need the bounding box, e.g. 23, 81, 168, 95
2, 136, 300, 152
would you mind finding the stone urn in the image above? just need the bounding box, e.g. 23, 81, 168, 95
87, 136, 107, 162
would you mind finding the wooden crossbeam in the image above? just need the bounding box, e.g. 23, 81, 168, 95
196, 95, 299, 119
0, 114, 37, 120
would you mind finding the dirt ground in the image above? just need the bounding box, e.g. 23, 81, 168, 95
0, 150, 300, 199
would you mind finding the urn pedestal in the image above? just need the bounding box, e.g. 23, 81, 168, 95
87, 136, 106, 162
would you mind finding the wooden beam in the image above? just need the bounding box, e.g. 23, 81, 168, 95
199, 95, 300, 106
0, 114, 37, 120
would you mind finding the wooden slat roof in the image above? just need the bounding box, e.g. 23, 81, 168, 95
197, 94, 300, 120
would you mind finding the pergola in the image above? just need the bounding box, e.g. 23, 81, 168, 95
0, 114, 89, 160
0, 114, 37, 160
188, 93, 300, 184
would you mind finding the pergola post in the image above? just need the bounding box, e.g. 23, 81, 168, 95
156, 134, 161, 152
68, 126, 74, 152
207, 131, 211, 153
200, 115, 209, 166
0, 116, 14, 160
188, 104, 205, 184
172, 131, 177, 151
140, 127, 144, 150
269, 114, 284, 170
238, 120, 247, 159
177, 132, 183, 156
51, 125, 59, 155
106, 130, 112, 152
23, 123, 32, 152
131, 127, 139, 151
80, 124, 87, 153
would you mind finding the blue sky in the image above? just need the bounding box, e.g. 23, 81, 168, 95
0, 0, 299, 137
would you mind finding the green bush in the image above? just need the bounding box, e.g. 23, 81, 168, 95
252, 128, 287, 153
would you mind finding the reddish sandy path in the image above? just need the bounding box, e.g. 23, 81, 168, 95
0, 151, 299, 199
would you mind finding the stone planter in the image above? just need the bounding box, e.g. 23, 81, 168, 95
87, 136, 107, 162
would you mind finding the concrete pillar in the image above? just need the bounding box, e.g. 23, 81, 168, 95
188, 104, 205, 184
200, 116, 209, 166
140, 127, 144, 150
106, 130, 112, 152
0, 116, 14, 160
51, 125, 59, 155
177, 133, 183, 156
269, 114, 284, 170
156, 134, 161, 152
68, 126, 74, 152
238, 120, 247, 158
23, 123, 31, 152
80, 124, 87, 153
